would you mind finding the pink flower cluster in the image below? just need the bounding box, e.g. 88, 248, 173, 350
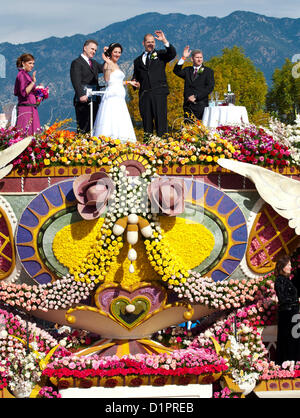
217, 125, 291, 166
0, 360, 8, 389
213, 386, 240, 398
35, 86, 49, 105
0, 308, 59, 363
170, 271, 275, 309
43, 348, 228, 379
0, 276, 94, 312
191, 298, 273, 359
255, 360, 300, 380
38, 386, 61, 398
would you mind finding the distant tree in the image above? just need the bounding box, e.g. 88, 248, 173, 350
266, 58, 300, 124
205, 46, 269, 124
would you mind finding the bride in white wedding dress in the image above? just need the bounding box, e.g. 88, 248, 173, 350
93, 43, 137, 142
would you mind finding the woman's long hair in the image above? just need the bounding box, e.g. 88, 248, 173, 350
274, 255, 291, 276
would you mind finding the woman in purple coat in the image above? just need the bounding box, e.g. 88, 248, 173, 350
14, 53, 41, 135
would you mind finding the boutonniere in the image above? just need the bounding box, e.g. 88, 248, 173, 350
198, 67, 205, 74
150, 52, 158, 60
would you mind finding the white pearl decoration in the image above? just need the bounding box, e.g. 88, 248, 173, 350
125, 304, 136, 313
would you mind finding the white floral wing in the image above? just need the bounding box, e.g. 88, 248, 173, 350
218, 158, 300, 235
0, 136, 33, 179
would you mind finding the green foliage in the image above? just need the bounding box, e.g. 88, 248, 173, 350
266, 59, 300, 124
205, 46, 268, 121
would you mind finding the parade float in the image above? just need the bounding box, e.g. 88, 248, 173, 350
0, 118, 300, 398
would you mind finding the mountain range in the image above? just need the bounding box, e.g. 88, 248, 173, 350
0, 11, 299, 127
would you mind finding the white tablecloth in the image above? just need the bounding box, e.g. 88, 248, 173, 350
202, 106, 249, 128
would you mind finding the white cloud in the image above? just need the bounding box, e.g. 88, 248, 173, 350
0, 0, 299, 44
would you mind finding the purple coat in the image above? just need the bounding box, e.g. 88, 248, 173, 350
14, 69, 41, 135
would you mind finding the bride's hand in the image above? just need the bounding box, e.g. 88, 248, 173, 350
102, 52, 112, 65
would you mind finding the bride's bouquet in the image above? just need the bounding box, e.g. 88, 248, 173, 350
35, 85, 49, 105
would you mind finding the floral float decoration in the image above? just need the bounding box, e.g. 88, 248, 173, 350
12, 149, 248, 353
2, 116, 300, 396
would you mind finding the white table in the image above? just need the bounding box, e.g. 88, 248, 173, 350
202, 105, 249, 128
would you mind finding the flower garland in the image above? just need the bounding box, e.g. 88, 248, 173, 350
0, 271, 276, 315
43, 347, 228, 380
0, 276, 95, 312
168, 271, 275, 309
1, 117, 297, 174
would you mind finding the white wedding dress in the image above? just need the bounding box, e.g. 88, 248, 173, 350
93, 69, 136, 142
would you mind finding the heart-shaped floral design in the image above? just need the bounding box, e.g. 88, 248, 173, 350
110, 296, 151, 329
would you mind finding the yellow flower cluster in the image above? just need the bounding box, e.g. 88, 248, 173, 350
52, 218, 102, 269
144, 237, 189, 286
53, 214, 215, 288
103, 240, 161, 288
71, 227, 124, 284
159, 217, 215, 272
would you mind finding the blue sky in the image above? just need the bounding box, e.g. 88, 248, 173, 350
1, 0, 299, 44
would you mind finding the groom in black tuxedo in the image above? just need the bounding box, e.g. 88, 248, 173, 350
132, 30, 176, 139
173, 46, 214, 121
70, 39, 104, 134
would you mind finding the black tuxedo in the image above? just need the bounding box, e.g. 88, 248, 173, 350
132, 44, 176, 138
70, 55, 104, 133
173, 62, 214, 121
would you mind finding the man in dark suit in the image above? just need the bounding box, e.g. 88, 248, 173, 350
173, 46, 214, 121
70, 39, 104, 134
132, 30, 176, 139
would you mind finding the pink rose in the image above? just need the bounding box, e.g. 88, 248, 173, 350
73, 171, 114, 220
147, 177, 185, 216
